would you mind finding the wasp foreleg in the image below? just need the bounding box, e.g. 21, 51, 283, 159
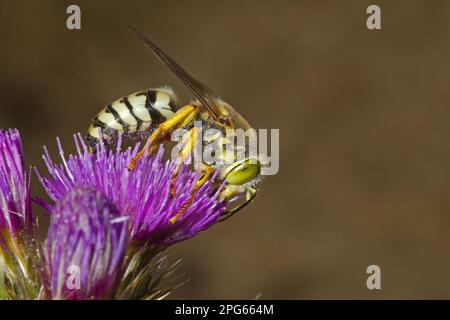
168, 126, 214, 223
169, 126, 200, 197
128, 104, 199, 170
169, 162, 214, 224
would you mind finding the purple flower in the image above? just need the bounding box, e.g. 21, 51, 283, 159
42, 187, 128, 300
36, 134, 227, 247
0, 129, 32, 243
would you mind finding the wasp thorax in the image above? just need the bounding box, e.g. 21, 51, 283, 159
217, 115, 234, 128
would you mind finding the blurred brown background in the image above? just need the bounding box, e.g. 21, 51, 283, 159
1, 0, 450, 299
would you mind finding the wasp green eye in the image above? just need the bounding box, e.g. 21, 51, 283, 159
223, 159, 260, 185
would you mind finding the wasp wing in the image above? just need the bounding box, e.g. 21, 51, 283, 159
126, 23, 222, 121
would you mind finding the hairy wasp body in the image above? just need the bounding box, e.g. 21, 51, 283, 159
87, 88, 177, 151
86, 25, 263, 222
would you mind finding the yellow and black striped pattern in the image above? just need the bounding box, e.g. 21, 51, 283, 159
87, 87, 178, 150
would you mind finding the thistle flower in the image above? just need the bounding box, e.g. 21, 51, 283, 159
0, 128, 38, 299
36, 134, 228, 248
0, 128, 237, 300
0, 129, 32, 240
42, 187, 128, 300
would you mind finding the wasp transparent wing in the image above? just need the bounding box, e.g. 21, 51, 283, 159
126, 23, 222, 121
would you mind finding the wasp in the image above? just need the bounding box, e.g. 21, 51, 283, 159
87, 25, 262, 222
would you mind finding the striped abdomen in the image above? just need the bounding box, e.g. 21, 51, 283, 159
87, 87, 177, 150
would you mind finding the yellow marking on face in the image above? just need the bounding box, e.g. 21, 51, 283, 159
218, 184, 240, 200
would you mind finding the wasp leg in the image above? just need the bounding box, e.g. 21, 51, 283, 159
128, 104, 199, 170
169, 163, 214, 224
218, 186, 258, 222
169, 126, 200, 197
167, 126, 214, 224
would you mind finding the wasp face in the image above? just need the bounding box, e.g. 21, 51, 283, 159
217, 158, 261, 216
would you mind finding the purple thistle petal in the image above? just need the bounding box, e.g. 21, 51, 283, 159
43, 187, 128, 300
36, 134, 228, 247
0, 129, 32, 240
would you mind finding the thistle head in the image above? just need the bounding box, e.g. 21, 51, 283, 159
36, 134, 229, 249
42, 187, 128, 300
0, 129, 32, 241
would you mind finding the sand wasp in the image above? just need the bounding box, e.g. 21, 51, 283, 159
87, 25, 262, 222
